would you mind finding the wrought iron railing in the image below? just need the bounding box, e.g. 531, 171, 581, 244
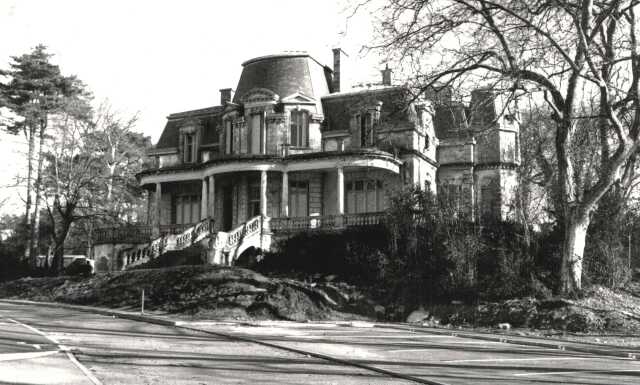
159, 223, 193, 235
94, 225, 153, 244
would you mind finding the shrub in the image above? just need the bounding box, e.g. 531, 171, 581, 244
258, 227, 390, 284
64, 259, 93, 277
583, 240, 631, 289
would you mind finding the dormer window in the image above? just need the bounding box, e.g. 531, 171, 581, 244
290, 110, 309, 147
184, 133, 196, 163
179, 122, 199, 164
359, 112, 374, 147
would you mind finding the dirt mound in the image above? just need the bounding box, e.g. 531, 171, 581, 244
428, 285, 640, 333
0, 266, 371, 321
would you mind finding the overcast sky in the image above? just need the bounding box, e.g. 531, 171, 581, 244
0, 0, 381, 215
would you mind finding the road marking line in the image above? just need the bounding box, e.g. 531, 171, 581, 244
298, 334, 452, 339
0, 350, 59, 362
6, 318, 103, 385
515, 369, 640, 377
444, 357, 591, 363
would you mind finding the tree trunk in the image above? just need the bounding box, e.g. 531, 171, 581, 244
31, 126, 46, 265
23, 125, 35, 264
560, 211, 590, 295
52, 224, 71, 275
52, 238, 65, 275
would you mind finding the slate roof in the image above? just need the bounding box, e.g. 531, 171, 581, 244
233, 54, 331, 103
321, 86, 415, 131
155, 106, 224, 149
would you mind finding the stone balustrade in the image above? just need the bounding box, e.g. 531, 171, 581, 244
270, 212, 385, 233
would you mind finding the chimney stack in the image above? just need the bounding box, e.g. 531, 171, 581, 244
332, 48, 348, 93
381, 64, 392, 86
219, 88, 234, 105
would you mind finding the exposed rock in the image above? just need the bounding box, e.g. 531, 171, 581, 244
407, 307, 431, 323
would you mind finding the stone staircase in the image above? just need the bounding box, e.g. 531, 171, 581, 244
207, 215, 270, 265
120, 216, 270, 269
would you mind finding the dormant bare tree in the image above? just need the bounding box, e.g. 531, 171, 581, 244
355, 0, 640, 294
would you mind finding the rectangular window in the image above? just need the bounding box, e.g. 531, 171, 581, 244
441, 184, 463, 215
290, 180, 309, 217
184, 134, 196, 163
175, 195, 200, 225
290, 110, 309, 147
225, 120, 233, 154
249, 113, 263, 154
345, 179, 385, 214
360, 113, 374, 147
248, 182, 260, 217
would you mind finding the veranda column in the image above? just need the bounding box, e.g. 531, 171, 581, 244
260, 170, 268, 217
281, 171, 289, 217
153, 182, 161, 237
337, 167, 344, 215
336, 167, 344, 228
201, 178, 208, 220
208, 176, 215, 219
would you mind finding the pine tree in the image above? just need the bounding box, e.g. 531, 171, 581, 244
0, 45, 85, 267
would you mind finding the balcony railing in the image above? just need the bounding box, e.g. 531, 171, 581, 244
344, 212, 386, 226
94, 223, 201, 245
159, 223, 193, 235
94, 225, 153, 245
270, 212, 385, 233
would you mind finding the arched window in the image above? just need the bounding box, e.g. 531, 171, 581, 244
290, 110, 309, 147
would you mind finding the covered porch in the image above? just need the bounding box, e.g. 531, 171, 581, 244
147, 167, 398, 235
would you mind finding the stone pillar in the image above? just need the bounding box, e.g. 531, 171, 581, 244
281, 171, 289, 217
208, 176, 215, 219
336, 167, 345, 228
261, 112, 267, 154
260, 170, 268, 217
337, 167, 344, 215
153, 183, 161, 237
201, 178, 208, 220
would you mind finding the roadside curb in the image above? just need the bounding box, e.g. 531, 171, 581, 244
372, 323, 640, 360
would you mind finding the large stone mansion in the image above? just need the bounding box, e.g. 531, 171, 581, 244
93, 49, 520, 272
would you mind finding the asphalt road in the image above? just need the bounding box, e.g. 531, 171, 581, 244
2, 301, 640, 384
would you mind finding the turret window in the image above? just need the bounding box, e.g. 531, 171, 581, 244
290, 110, 309, 147
249, 113, 263, 154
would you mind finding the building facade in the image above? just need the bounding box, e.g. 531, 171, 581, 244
93, 49, 520, 271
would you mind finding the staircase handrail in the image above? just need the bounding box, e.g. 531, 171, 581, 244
226, 215, 262, 248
